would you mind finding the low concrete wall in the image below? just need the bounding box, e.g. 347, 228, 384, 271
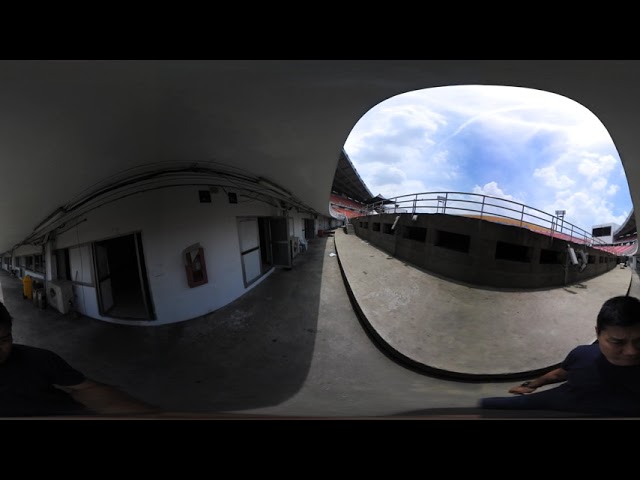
353, 213, 617, 289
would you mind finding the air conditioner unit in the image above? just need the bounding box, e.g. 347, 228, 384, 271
290, 236, 300, 258
47, 280, 74, 314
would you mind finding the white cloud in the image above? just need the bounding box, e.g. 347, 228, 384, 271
541, 191, 628, 232
343, 84, 632, 232
403, 85, 613, 151
472, 181, 518, 201
371, 165, 406, 186
591, 178, 607, 191
362, 163, 429, 201
577, 154, 617, 178
533, 165, 575, 189
375, 179, 428, 200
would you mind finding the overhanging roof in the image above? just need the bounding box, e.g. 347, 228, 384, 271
331, 149, 373, 204
2, 61, 640, 254
614, 209, 637, 239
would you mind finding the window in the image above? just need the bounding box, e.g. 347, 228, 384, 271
34, 255, 44, 273
592, 226, 611, 237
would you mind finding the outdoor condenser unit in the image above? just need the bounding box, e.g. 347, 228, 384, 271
47, 280, 74, 314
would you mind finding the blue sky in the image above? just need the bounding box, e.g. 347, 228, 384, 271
343, 85, 632, 233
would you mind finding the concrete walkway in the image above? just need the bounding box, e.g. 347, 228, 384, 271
334, 228, 632, 377
0, 229, 636, 418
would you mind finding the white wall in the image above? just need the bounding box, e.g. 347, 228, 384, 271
68, 244, 93, 284
53, 185, 316, 325
65, 244, 97, 316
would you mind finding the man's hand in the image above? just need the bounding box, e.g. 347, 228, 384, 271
57, 379, 160, 415
508, 384, 537, 395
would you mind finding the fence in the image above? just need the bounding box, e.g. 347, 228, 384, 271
365, 191, 608, 247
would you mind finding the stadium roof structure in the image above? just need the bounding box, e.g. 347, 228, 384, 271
331, 149, 373, 204
614, 209, 637, 240
364, 194, 395, 205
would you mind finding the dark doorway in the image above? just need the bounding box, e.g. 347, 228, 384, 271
269, 217, 291, 268
304, 218, 315, 240
93, 232, 154, 321
55, 248, 71, 280
258, 217, 272, 273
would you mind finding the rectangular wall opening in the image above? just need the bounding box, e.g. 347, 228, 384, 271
402, 226, 427, 243
495, 241, 531, 263
539, 248, 561, 264
435, 230, 470, 253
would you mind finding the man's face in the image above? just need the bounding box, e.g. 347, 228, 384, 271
597, 324, 640, 366
0, 325, 12, 364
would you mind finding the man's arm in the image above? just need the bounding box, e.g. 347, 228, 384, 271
56, 379, 160, 415
508, 367, 568, 395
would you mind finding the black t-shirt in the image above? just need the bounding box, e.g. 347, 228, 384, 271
561, 343, 640, 416
0, 344, 89, 417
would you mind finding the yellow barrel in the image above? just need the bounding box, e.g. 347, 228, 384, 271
22, 275, 33, 299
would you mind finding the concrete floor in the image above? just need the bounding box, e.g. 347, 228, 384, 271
335, 229, 632, 377
2, 228, 636, 419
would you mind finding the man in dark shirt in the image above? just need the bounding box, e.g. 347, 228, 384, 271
479, 295, 640, 417
0, 301, 158, 417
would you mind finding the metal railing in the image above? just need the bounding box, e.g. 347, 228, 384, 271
364, 191, 609, 247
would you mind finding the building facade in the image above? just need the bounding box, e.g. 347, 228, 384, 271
2, 168, 342, 325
